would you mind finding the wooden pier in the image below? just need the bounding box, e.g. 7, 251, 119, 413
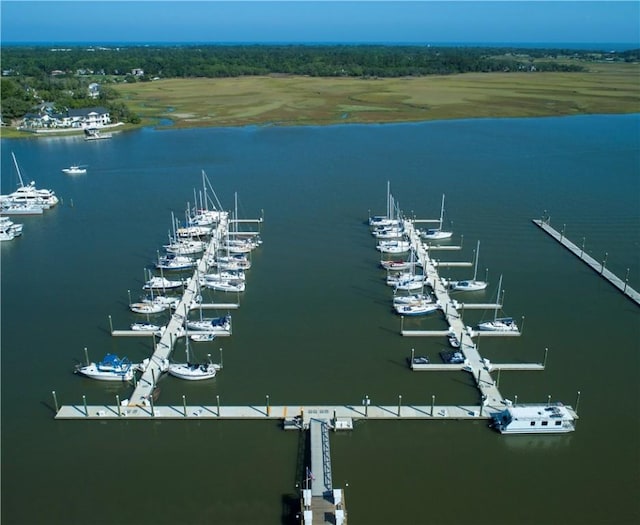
532, 219, 640, 306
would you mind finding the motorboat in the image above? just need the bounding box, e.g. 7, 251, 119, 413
186, 314, 232, 334
84, 128, 112, 140
143, 276, 186, 291
75, 354, 134, 381
1, 153, 59, 209
394, 301, 441, 316
155, 254, 196, 271
491, 403, 576, 434
0, 217, 22, 241
190, 333, 216, 342
0, 202, 44, 215
62, 165, 87, 175
204, 279, 246, 293
477, 317, 519, 332
168, 362, 220, 380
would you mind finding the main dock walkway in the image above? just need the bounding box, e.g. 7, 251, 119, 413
532, 219, 639, 306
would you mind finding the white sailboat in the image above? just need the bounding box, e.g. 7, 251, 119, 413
448, 240, 488, 291
420, 194, 452, 241
477, 275, 519, 332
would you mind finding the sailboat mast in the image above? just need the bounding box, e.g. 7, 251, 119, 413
473, 240, 480, 281
439, 194, 446, 230
494, 275, 503, 321
11, 152, 25, 188
386, 180, 390, 218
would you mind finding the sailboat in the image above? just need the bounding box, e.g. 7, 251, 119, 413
448, 240, 488, 291
369, 181, 402, 228
420, 194, 452, 240
476, 275, 519, 332
168, 324, 220, 380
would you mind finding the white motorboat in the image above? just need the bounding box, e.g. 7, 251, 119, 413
75, 354, 134, 381
143, 276, 186, 291
156, 254, 196, 271
84, 128, 112, 140
0, 202, 44, 215
131, 322, 163, 332
377, 240, 411, 254
62, 165, 87, 175
204, 279, 246, 293
186, 314, 232, 334
394, 301, 441, 316
448, 240, 488, 291
190, 333, 216, 342
1, 153, 59, 209
477, 316, 519, 332
0, 217, 22, 241
491, 403, 576, 434
168, 361, 220, 380
393, 293, 433, 306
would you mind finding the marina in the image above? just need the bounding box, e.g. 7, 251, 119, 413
2, 114, 638, 525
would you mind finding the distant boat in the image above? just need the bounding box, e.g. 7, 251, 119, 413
143, 276, 186, 291
0, 217, 23, 241
186, 314, 232, 334
75, 353, 134, 381
62, 165, 87, 175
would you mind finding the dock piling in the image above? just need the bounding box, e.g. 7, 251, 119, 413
397, 395, 402, 417
82, 395, 88, 417
266, 395, 270, 417
183, 395, 187, 417
216, 395, 220, 417
543, 347, 549, 368
108, 315, 113, 334
575, 391, 581, 414
84, 347, 89, 366
431, 395, 435, 416
116, 395, 121, 417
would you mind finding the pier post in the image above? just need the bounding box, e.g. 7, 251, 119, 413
219, 347, 224, 369
364, 395, 369, 417
543, 347, 549, 368
82, 395, 88, 417
624, 268, 630, 293
151, 368, 156, 389
547, 394, 552, 406
496, 368, 501, 388
401, 315, 404, 333
601, 252, 608, 274
431, 395, 435, 417
127, 289, 131, 306
333, 410, 337, 432
216, 395, 220, 417
266, 394, 270, 417
575, 391, 581, 414
116, 395, 121, 417
397, 395, 402, 417
150, 395, 155, 417
52, 391, 59, 413
580, 237, 586, 258
183, 395, 187, 417
520, 315, 525, 334
410, 348, 415, 366
108, 315, 113, 334
84, 347, 89, 366
514, 394, 518, 406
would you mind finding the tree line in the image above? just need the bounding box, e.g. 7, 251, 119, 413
1, 44, 636, 122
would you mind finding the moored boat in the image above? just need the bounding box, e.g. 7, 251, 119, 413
75, 354, 134, 381
491, 403, 576, 434
62, 165, 87, 175
186, 314, 232, 334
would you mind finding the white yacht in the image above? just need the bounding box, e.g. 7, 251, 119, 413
491, 403, 576, 434
75, 354, 134, 382
62, 165, 87, 175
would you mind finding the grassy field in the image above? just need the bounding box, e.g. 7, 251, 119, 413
111, 62, 640, 129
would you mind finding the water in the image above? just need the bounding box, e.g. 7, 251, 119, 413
2, 115, 639, 525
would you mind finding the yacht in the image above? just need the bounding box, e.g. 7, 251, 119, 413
491, 403, 576, 434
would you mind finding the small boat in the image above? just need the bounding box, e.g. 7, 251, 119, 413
412, 356, 430, 365
62, 165, 87, 175
439, 350, 466, 364
204, 279, 245, 293
0, 217, 22, 241
129, 301, 167, 314
448, 332, 461, 348
84, 128, 112, 140
477, 316, 519, 332
155, 254, 196, 271
209, 254, 251, 270
190, 333, 216, 342
75, 353, 134, 381
143, 276, 186, 291
393, 293, 433, 306
394, 301, 441, 316
491, 403, 576, 434
394, 278, 427, 291
131, 322, 163, 332
377, 240, 411, 254
203, 270, 246, 282
476, 275, 518, 332
186, 314, 232, 334
381, 258, 419, 271
164, 239, 206, 255
447, 241, 488, 291
168, 361, 220, 380
419, 194, 452, 241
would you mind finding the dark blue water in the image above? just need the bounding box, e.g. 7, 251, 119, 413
2, 115, 639, 525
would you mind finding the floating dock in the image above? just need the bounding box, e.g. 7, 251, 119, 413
532, 219, 639, 306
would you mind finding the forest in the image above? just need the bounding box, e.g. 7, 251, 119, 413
1, 44, 637, 122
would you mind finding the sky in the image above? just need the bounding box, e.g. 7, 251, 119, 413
1, 1, 639, 46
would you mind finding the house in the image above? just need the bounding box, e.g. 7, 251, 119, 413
88, 83, 100, 99
20, 106, 111, 130
131, 68, 144, 77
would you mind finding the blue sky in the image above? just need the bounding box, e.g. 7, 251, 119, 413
1, 1, 639, 46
